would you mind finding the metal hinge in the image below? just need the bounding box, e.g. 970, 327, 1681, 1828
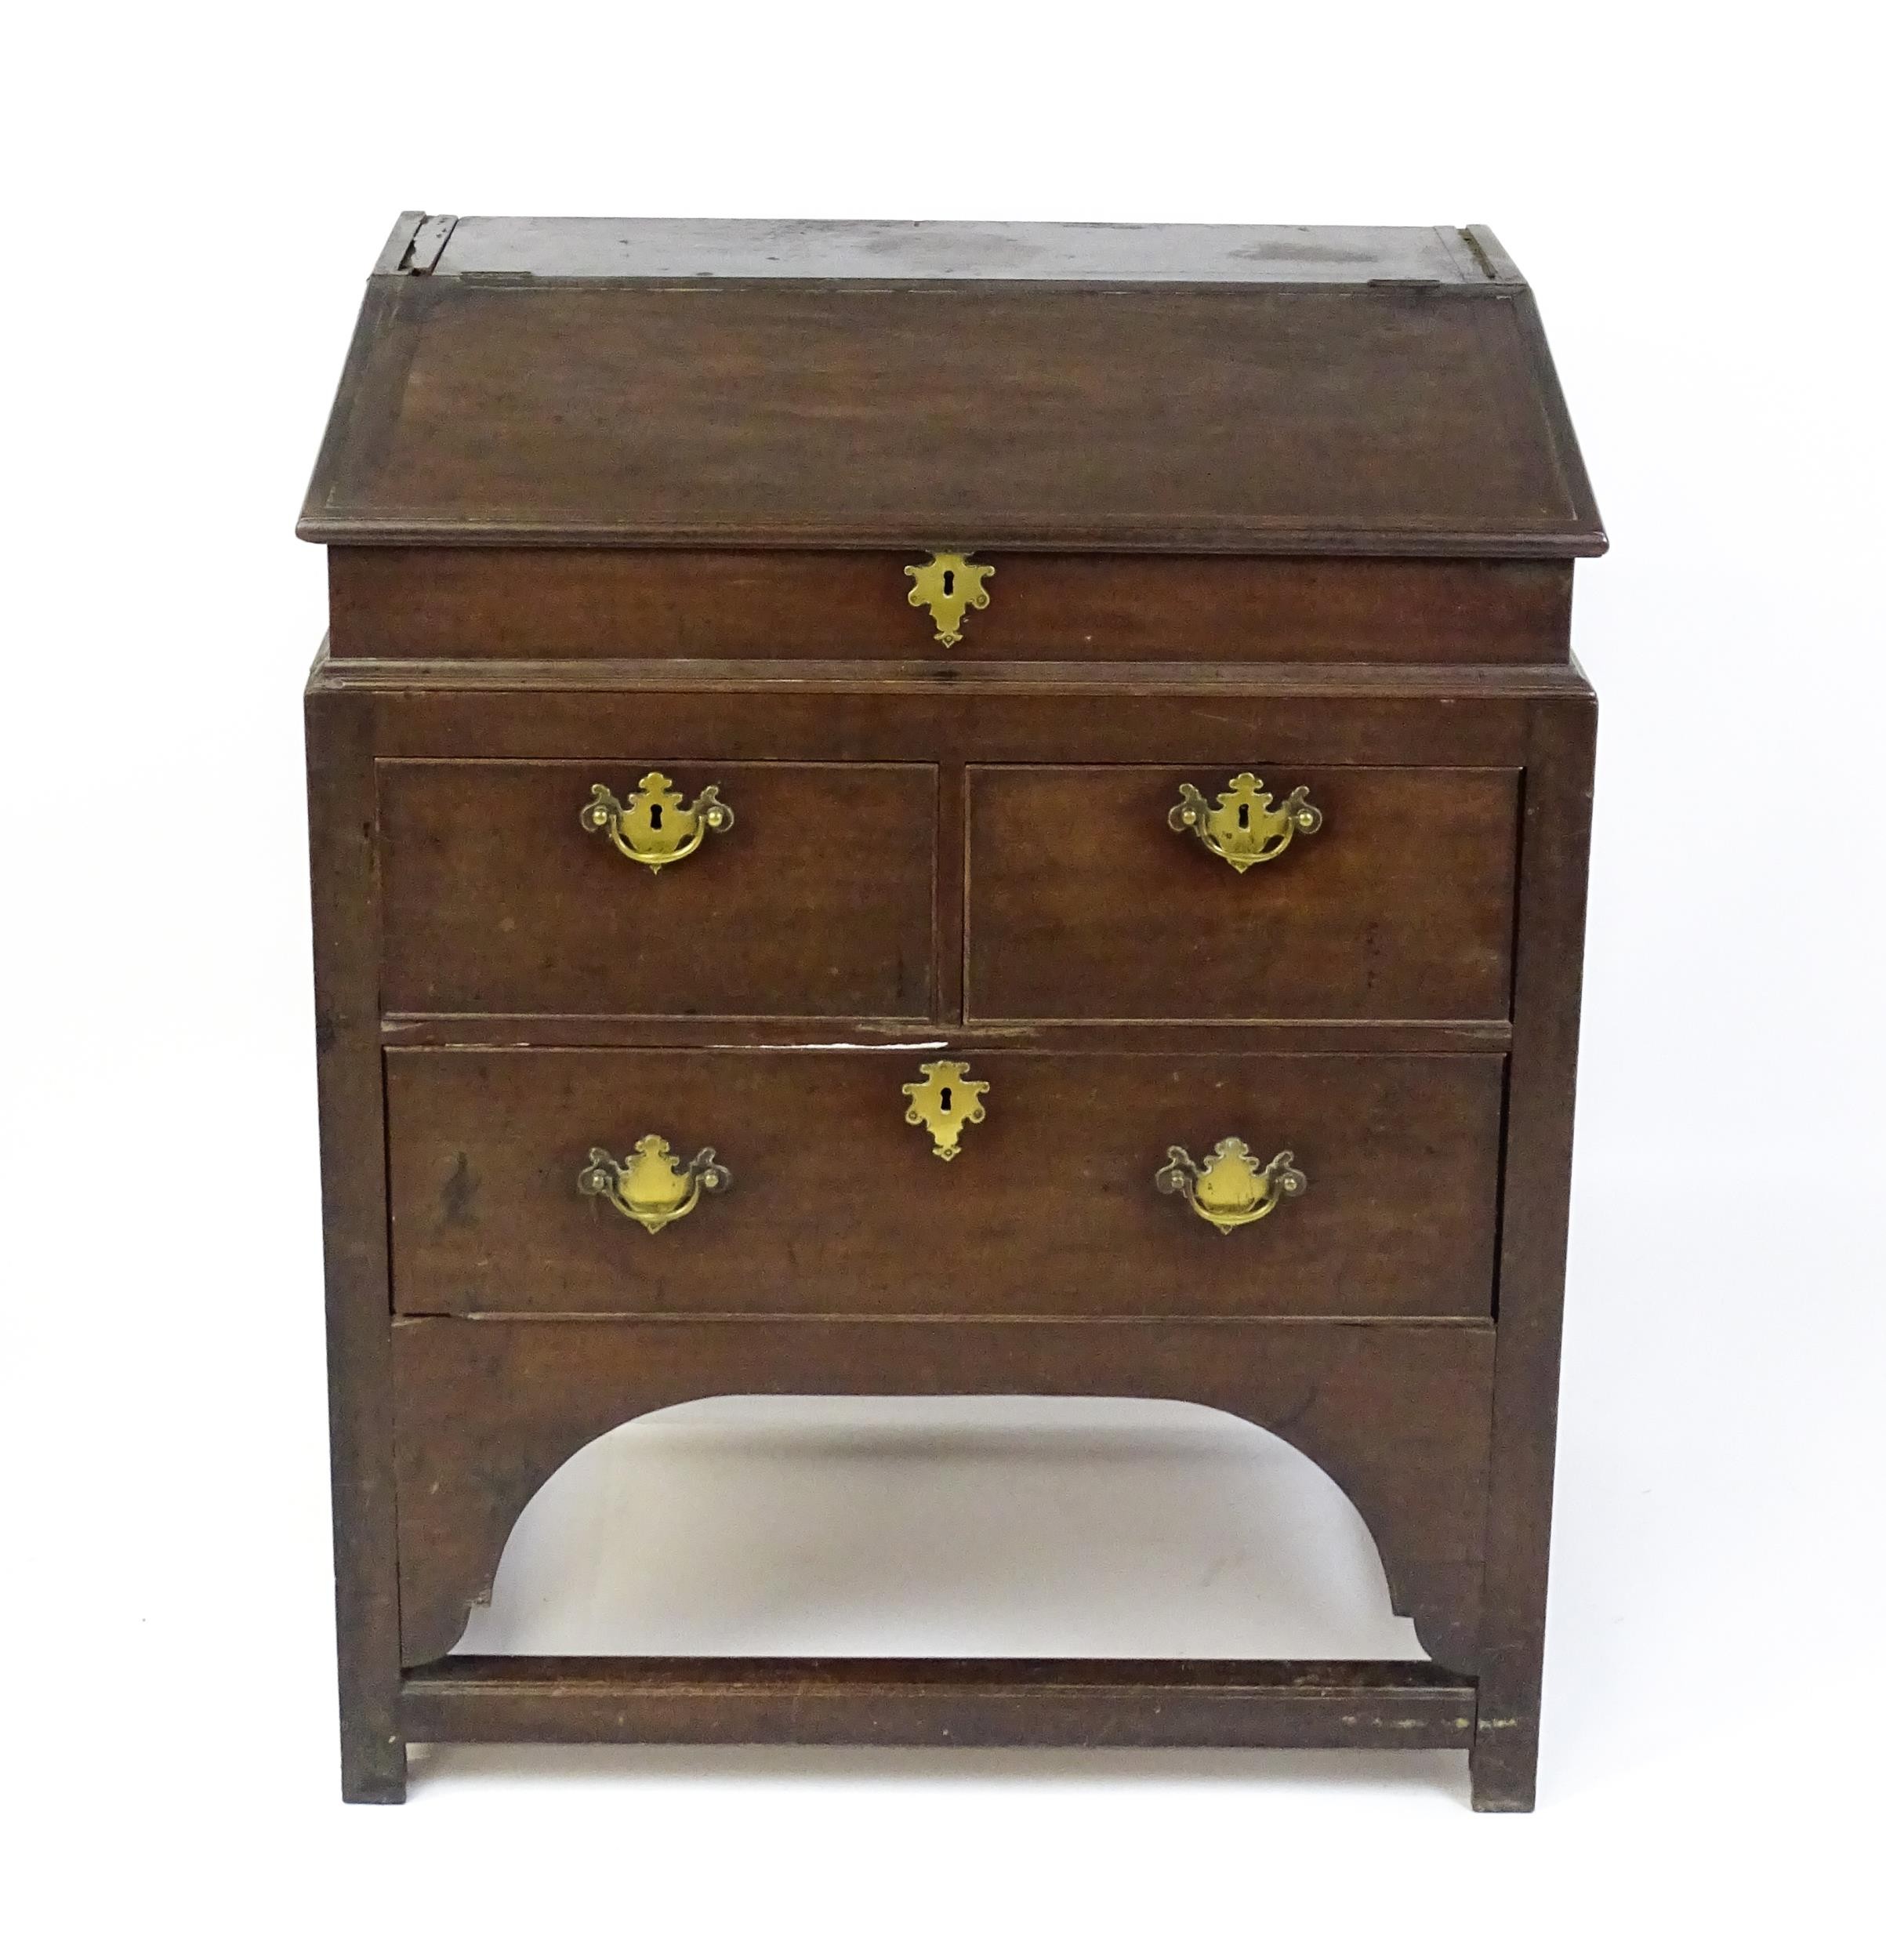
393, 212, 458, 275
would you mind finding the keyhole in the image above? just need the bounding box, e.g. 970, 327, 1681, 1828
939, 1087, 953, 1112
1237, 803, 1251, 830
649, 804, 663, 830
941, 568, 956, 597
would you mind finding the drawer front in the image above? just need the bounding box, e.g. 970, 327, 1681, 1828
329, 549, 1573, 665
379, 761, 936, 1017
387, 1048, 1502, 1319
967, 766, 1517, 1023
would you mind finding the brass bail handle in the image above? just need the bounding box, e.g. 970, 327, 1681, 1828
1155, 1138, 1307, 1234
1170, 772, 1322, 873
582, 772, 734, 871
579, 1136, 732, 1235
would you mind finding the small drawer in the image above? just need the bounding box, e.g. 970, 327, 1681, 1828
966, 766, 1518, 1023
379, 761, 937, 1018
387, 1047, 1503, 1320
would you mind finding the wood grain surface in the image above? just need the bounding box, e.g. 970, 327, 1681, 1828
379, 760, 937, 1018
968, 766, 1518, 1022
386, 1047, 1504, 1320
302, 212, 1601, 1806
328, 549, 1573, 665
400, 1656, 1477, 1750
303, 274, 1601, 554
390, 1313, 1496, 1670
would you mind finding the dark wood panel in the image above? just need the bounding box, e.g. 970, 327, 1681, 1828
328, 550, 1572, 663
325, 656, 1594, 702
1471, 692, 1597, 1813
383, 1014, 1513, 1055
304, 691, 406, 1802
301, 278, 1602, 554
390, 1314, 1495, 1668
968, 767, 1518, 1023
400, 1656, 1476, 1750
334, 665, 1567, 771
379, 761, 936, 1018
386, 1048, 1503, 1321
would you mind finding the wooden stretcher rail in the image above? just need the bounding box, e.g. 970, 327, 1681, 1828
400, 1656, 1477, 1750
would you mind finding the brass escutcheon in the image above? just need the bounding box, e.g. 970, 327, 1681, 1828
582, 772, 733, 872
1170, 772, 1322, 873
901, 1059, 990, 1160
579, 1136, 732, 1234
1155, 1138, 1307, 1234
905, 550, 994, 648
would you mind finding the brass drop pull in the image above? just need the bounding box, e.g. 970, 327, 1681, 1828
1156, 1138, 1306, 1234
1170, 772, 1322, 872
905, 550, 994, 648
582, 772, 733, 872
579, 1136, 731, 1235
901, 1059, 990, 1160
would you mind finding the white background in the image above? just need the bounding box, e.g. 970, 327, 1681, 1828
7, 2, 1882, 1952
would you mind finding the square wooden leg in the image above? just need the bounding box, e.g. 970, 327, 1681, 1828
1468, 1703, 1540, 1812
340, 1719, 407, 1804
311, 691, 408, 1809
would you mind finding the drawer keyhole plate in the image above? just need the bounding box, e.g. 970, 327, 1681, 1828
901, 1059, 990, 1160
905, 550, 994, 649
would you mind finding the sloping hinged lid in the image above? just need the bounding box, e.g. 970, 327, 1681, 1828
300, 216, 1605, 556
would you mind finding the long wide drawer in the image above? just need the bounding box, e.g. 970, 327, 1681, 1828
967, 765, 1518, 1022
386, 1047, 1503, 1319
379, 760, 937, 1017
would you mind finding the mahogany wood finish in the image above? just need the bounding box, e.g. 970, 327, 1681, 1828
301, 278, 1601, 555
328, 550, 1574, 665
386, 1047, 1504, 1320
306, 688, 404, 1803
400, 1657, 1478, 1751
337, 658, 1588, 767
967, 765, 1517, 1023
303, 216, 1601, 1808
379, 760, 936, 1018
390, 1315, 1495, 1671
382, 1014, 1515, 1057
1472, 697, 1597, 1811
